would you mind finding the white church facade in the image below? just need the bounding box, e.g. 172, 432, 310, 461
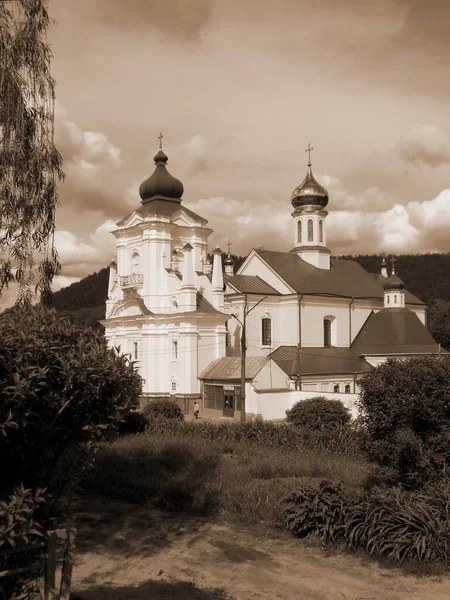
102, 144, 443, 419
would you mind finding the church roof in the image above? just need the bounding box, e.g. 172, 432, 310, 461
139, 150, 184, 203
254, 249, 425, 303
196, 292, 219, 314
116, 199, 208, 227
224, 274, 280, 295
351, 308, 442, 355
199, 356, 269, 381
270, 346, 372, 376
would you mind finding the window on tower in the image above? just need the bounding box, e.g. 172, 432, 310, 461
324, 318, 332, 347
319, 220, 323, 243
262, 317, 272, 346
172, 340, 178, 360
297, 220, 302, 244
131, 251, 140, 274
307, 219, 314, 242
134, 341, 139, 360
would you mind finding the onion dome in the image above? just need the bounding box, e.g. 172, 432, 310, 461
291, 163, 329, 209
139, 150, 184, 203
382, 273, 405, 291
224, 254, 234, 266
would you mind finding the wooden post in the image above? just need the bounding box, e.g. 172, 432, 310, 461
45, 532, 57, 600
240, 294, 247, 423
59, 529, 76, 600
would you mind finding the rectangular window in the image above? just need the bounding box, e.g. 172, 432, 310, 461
324, 319, 332, 347
262, 318, 272, 346
171, 381, 177, 392
172, 340, 178, 360
134, 341, 138, 360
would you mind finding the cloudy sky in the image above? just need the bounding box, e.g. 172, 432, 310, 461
47, 0, 450, 288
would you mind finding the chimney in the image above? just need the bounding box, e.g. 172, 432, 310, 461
180, 243, 197, 311
212, 246, 224, 311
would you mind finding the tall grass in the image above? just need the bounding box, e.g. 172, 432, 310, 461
145, 418, 362, 456
82, 432, 369, 528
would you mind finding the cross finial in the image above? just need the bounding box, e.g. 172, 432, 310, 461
227, 240, 231, 255
158, 132, 163, 150
391, 255, 396, 274
305, 142, 314, 167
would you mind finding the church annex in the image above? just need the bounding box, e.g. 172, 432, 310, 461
102, 142, 443, 419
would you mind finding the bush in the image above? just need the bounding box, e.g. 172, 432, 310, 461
284, 479, 450, 564
286, 397, 351, 430
117, 411, 148, 436
357, 356, 450, 488
143, 399, 184, 422
0, 304, 142, 499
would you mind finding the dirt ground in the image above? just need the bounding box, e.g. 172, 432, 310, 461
69, 494, 450, 600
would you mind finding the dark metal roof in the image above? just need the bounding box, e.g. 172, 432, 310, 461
199, 357, 268, 381
224, 274, 280, 295
255, 250, 425, 304
352, 308, 441, 355
139, 150, 184, 202
117, 199, 208, 227
270, 346, 372, 376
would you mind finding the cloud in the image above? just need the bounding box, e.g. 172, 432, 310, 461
55, 220, 117, 278
55, 106, 134, 216
74, 0, 214, 42
396, 123, 450, 168
183, 135, 209, 175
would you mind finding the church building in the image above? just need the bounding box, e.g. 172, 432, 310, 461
102, 142, 443, 419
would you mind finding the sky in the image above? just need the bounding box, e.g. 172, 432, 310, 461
43, 0, 450, 289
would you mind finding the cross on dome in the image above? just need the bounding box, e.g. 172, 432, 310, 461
158, 132, 164, 150
227, 240, 231, 255
305, 142, 314, 167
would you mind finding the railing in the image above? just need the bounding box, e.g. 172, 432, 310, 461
120, 273, 143, 287
0, 528, 76, 600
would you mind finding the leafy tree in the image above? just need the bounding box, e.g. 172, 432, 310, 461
286, 396, 351, 430
0, 1, 63, 304
427, 298, 450, 351
0, 304, 142, 500
357, 357, 450, 488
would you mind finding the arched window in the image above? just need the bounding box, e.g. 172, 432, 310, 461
307, 219, 314, 242
387, 295, 390, 304
297, 220, 302, 244
345, 383, 351, 394
324, 318, 332, 347
131, 251, 140, 274
394, 295, 397, 304
333, 384, 340, 393
262, 317, 272, 346
319, 220, 323, 243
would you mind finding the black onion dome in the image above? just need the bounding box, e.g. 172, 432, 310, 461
139, 150, 184, 203
291, 165, 329, 209
383, 273, 405, 291
224, 255, 234, 266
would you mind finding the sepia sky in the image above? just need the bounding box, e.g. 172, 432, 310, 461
47, 0, 450, 287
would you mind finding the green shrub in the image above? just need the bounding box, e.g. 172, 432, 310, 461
143, 399, 184, 422
286, 397, 351, 430
284, 480, 450, 564
0, 304, 142, 499
358, 356, 450, 488
117, 410, 148, 436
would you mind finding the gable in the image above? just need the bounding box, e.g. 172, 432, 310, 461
109, 297, 151, 318
237, 250, 295, 295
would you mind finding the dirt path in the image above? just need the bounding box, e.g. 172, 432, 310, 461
70, 495, 450, 600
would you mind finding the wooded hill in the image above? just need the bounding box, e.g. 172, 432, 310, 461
48, 253, 450, 349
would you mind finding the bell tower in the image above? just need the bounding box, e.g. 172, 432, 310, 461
290, 143, 330, 270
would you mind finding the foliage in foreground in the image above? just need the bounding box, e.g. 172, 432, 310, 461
82, 432, 368, 527
285, 479, 450, 564
358, 356, 450, 489
0, 304, 142, 500
143, 417, 361, 456
286, 396, 351, 430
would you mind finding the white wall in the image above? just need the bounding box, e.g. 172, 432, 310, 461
253, 389, 360, 421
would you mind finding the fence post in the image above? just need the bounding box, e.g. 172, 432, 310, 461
45, 532, 58, 600
59, 529, 76, 600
